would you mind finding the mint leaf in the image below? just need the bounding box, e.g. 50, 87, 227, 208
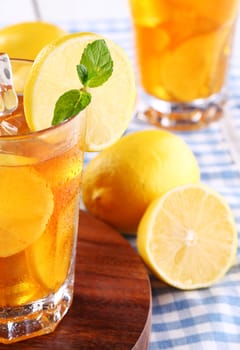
52, 39, 113, 126
80, 39, 113, 88
52, 89, 91, 126
77, 64, 88, 86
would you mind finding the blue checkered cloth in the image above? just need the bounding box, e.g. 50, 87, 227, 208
66, 18, 240, 350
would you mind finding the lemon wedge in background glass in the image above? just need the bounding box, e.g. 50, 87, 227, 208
137, 184, 237, 290
23, 32, 136, 151
0, 21, 66, 60
159, 26, 230, 101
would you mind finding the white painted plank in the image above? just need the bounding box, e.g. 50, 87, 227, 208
37, 0, 130, 21
0, 0, 36, 26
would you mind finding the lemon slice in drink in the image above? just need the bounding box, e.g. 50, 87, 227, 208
27, 195, 79, 290
137, 184, 237, 290
0, 167, 53, 257
0, 154, 36, 166
24, 32, 136, 151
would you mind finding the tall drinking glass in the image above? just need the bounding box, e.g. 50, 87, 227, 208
0, 59, 85, 343
129, 0, 239, 130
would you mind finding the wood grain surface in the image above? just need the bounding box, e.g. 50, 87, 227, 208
0, 210, 152, 349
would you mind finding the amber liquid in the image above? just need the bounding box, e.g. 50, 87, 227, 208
0, 96, 83, 307
129, 0, 238, 102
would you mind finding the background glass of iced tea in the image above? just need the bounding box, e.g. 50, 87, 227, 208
0, 59, 85, 343
129, 0, 239, 130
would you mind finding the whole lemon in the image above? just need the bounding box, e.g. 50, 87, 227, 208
82, 129, 200, 233
0, 21, 66, 60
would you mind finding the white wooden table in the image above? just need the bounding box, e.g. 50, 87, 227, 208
0, 0, 130, 24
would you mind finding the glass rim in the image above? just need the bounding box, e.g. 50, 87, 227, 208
0, 115, 81, 142
0, 58, 83, 142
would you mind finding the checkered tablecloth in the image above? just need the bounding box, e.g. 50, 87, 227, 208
63, 17, 240, 350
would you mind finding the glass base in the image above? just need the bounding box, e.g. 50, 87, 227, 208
136, 92, 227, 131
0, 278, 74, 344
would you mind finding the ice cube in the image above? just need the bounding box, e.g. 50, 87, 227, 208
0, 53, 18, 117
0, 120, 18, 135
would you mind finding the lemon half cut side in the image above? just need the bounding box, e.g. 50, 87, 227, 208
137, 184, 238, 290
23, 32, 136, 151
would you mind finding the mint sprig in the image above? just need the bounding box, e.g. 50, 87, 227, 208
52, 39, 113, 126
78, 39, 113, 87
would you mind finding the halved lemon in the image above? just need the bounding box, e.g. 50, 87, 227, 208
23, 32, 136, 151
137, 184, 237, 290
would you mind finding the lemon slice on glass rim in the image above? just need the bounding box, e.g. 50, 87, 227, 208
23, 32, 136, 151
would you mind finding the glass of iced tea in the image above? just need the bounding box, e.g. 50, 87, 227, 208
129, 0, 239, 130
0, 59, 85, 343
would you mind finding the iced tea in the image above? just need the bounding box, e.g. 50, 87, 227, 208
0, 60, 85, 343
129, 0, 238, 102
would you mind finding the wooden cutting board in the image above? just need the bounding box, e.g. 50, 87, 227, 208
1, 210, 152, 349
